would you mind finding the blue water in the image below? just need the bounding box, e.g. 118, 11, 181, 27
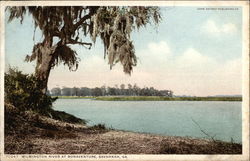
54, 99, 242, 143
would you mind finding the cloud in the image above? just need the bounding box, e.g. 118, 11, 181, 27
148, 41, 171, 56
48, 41, 241, 96
134, 42, 241, 96
175, 48, 217, 73
136, 41, 172, 71
222, 23, 237, 33
201, 19, 237, 35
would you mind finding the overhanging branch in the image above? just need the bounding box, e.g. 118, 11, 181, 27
73, 14, 92, 30
73, 7, 99, 30
68, 39, 92, 49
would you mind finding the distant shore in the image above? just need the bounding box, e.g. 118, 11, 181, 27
54, 96, 242, 101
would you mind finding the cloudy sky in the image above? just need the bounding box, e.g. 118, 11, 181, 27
5, 6, 242, 96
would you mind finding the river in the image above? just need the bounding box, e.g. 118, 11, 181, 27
54, 99, 242, 143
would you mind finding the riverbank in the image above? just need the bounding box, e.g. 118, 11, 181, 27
4, 103, 242, 154
54, 96, 242, 101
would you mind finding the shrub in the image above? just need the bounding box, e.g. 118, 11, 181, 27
4, 67, 57, 114
90, 124, 106, 130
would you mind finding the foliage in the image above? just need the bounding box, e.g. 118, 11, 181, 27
90, 124, 107, 130
49, 84, 173, 97
50, 110, 86, 124
52, 96, 241, 101
4, 67, 57, 114
7, 6, 161, 76
95, 96, 242, 101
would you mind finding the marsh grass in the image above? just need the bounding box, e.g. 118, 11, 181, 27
159, 139, 242, 154
54, 96, 242, 101
54, 96, 95, 99
94, 96, 242, 101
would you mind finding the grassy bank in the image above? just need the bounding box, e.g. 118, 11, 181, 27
95, 96, 242, 101
54, 96, 95, 99
54, 96, 242, 101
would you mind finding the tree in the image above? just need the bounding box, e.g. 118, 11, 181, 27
133, 83, 140, 96
79, 87, 92, 96
61, 87, 71, 96
101, 85, 106, 96
50, 87, 61, 96
92, 87, 102, 96
7, 6, 161, 93
127, 83, 133, 95
120, 84, 125, 95
107, 87, 116, 96
70, 87, 80, 96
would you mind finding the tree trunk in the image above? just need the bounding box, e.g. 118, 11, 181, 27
35, 38, 54, 94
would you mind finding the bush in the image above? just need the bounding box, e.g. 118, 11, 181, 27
90, 124, 106, 130
4, 67, 57, 114
50, 110, 86, 124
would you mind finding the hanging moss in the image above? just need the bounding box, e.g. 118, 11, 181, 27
7, 6, 161, 80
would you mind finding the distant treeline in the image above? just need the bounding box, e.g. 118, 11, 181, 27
95, 96, 242, 101
48, 84, 173, 97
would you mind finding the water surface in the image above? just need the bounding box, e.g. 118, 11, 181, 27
54, 99, 242, 143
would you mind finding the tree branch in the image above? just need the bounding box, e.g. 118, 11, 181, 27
73, 7, 99, 30
191, 117, 216, 142
52, 30, 61, 38
68, 39, 92, 49
73, 14, 92, 30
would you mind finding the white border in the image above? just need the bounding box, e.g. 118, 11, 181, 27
0, 0, 249, 6
0, 2, 5, 161
0, 1, 249, 161
242, 0, 250, 158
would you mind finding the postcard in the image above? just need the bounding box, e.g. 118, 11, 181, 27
0, 1, 249, 161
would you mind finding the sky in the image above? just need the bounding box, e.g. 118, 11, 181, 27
5, 6, 242, 96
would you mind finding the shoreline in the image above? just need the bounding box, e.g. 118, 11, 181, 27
53, 96, 242, 102
4, 103, 242, 154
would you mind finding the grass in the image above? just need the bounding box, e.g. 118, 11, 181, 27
53, 96, 242, 101
49, 110, 87, 124
94, 96, 242, 101
53, 96, 95, 99
159, 139, 242, 154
